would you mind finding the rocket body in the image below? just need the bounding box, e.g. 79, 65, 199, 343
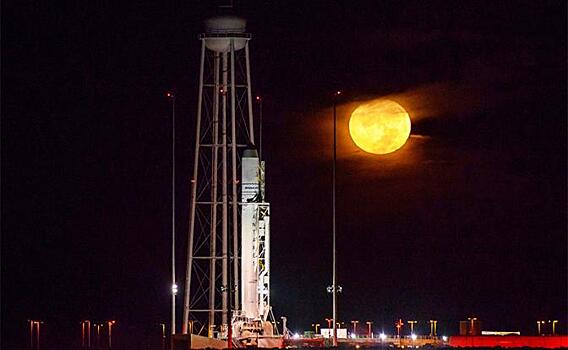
241, 149, 260, 319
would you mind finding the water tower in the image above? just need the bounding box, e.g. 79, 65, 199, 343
182, 15, 272, 341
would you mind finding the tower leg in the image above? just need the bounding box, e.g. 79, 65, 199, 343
230, 40, 240, 312
208, 52, 221, 336
182, 40, 206, 335
221, 50, 229, 327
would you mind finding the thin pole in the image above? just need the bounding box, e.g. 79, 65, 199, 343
87, 321, 91, 348
161, 324, 166, 350
36, 322, 40, 350
30, 321, 33, 349
408, 320, 417, 334
183, 39, 206, 334
81, 322, 85, 348
171, 93, 176, 335
351, 320, 358, 336
332, 91, 339, 347
108, 322, 113, 349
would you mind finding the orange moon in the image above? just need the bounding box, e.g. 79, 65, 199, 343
349, 99, 411, 154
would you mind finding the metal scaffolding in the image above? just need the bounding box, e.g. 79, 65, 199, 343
182, 25, 256, 336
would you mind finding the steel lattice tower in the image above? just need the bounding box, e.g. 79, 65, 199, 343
182, 16, 257, 336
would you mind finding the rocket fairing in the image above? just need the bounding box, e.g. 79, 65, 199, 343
240, 149, 270, 321
241, 149, 260, 319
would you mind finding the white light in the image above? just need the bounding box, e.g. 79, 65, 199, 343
350, 333, 357, 339
172, 283, 178, 295
379, 333, 387, 341
411, 333, 417, 341
293, 333, 300, 339
442, 336, 448, 342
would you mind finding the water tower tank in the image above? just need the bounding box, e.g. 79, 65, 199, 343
202, 16, 248, 52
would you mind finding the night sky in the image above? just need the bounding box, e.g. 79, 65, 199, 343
2, 1, 567, 348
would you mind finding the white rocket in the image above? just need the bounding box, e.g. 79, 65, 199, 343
240, 148, 270, 321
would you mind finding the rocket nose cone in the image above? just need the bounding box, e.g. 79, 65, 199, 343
243, 149, 258, 158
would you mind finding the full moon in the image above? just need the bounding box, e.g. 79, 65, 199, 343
349, 99, 411, 155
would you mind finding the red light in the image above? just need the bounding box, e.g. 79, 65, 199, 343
256, 96, 261, 101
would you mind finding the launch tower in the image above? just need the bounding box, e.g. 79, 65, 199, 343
182, 15, 272, 342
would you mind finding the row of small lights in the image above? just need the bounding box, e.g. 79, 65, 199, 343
292, 331, 448, 342
292, 332, 447, 339
79, 320, 116, 327
292, 332, 449, 342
